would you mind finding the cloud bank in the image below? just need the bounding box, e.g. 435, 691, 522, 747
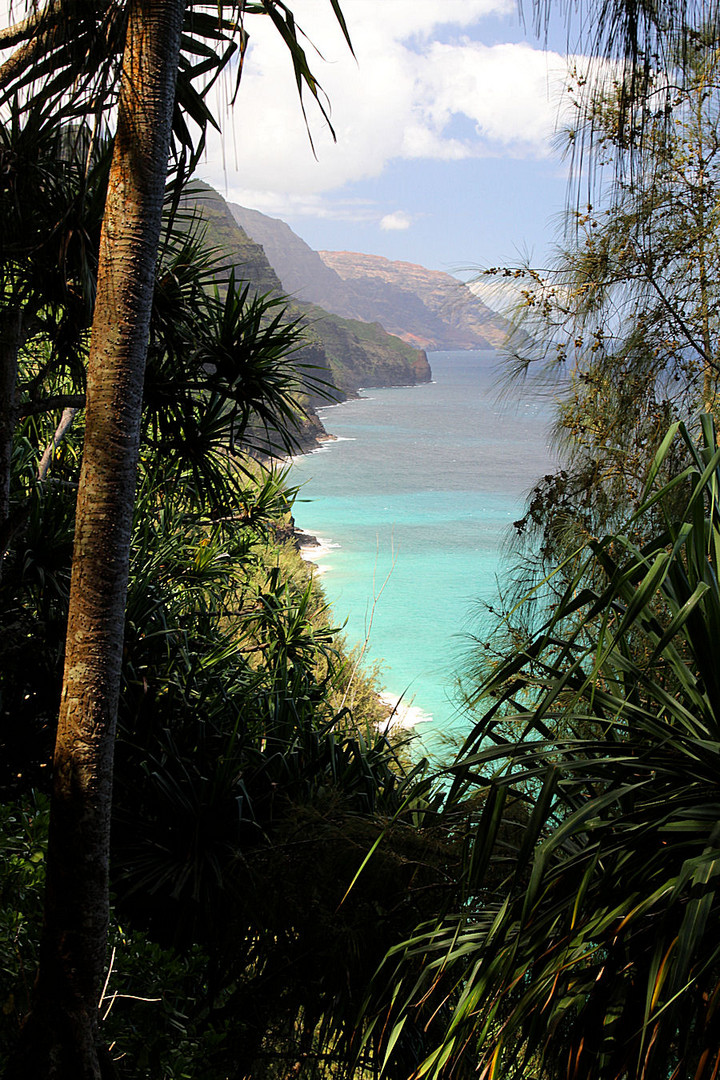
199, 0, 575, 224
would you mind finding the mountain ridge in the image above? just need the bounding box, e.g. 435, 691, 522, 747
229, 203, 509, 351
318, 249, 508, 350
184, 183, 431, 450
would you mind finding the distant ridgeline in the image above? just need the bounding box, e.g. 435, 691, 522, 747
185, 181, 507, 451
229, 204, 509, 352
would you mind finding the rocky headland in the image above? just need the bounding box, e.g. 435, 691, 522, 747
185, 183, 432, 452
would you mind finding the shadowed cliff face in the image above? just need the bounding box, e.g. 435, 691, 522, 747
228, 203, 351, 312
227, 203, 508, 351
181, 184, 431, 452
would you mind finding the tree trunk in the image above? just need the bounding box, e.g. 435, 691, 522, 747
5, 1, 185, 1076
0, 304, 22, 577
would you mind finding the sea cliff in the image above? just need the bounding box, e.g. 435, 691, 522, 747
185, 183, 432, 451
229, 202, 510, 350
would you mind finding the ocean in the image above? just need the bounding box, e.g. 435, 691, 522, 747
289, 350, 554, 751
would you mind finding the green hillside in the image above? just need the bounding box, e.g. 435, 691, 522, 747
298, 302, 431, 393
185, 182, 431, 448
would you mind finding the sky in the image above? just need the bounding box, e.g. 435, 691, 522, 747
197, 0, 588, 277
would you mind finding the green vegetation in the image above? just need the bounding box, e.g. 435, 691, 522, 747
493, 41, 720, 577
0, 121, 444, 1074
365, 31, 720, 1080
372, 418, 720, 1079
4, 3, 720, 1079
186, 182, 431, 420
297, 302, 431, 394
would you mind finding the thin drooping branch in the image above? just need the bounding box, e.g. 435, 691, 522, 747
19, 394, 86, 418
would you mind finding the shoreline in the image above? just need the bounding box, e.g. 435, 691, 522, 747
294, 531, 434, 736
377, 692, 433, 732
295, 529, 335, 576
289, 376, 467, 742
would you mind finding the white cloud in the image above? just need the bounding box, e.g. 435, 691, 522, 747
197, 0, 581, 219
380, 211, 412, 231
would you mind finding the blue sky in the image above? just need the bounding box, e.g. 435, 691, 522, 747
198, 0, 587, 277
0, 0, 590, 277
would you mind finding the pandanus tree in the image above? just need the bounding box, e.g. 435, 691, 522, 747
0, 105, 109, 571
8, 5, 189, 1074
368, 417, 720, 1080
0, 1, 351, 1075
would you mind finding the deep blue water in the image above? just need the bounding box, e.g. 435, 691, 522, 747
289, 350, 553, 747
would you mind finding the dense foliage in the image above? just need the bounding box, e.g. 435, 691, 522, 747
488, 41, 720, 579
369, 418, 720, 1079
362, 33, 720, 1080
0, 105, 455, 1077
6, 6, 720, 1079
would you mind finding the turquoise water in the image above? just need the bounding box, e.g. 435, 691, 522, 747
289, 350, 553, 746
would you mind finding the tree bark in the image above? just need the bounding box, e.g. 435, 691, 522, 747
5, 1, 185, 1076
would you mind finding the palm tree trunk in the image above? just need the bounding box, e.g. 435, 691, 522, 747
5, 1, 185, 1076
